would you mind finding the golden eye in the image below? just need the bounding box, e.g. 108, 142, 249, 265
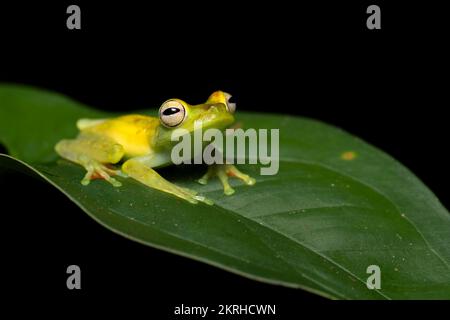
159, 99, 186, 127
223, 92, 236, 113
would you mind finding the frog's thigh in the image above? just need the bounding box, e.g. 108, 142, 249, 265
55, 134, 125, 187
55, 133, 124, 164
122, 157, 213, 205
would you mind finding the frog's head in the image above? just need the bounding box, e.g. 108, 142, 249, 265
153, 91, 236, 149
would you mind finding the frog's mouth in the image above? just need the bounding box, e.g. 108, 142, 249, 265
195, 103, 234, 130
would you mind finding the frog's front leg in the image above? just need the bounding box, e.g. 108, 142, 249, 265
55, 134, 124, 187
122, 156, 213, 205
197, 164, 256, 195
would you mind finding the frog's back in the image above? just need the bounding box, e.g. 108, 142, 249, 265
77, 114, 160, 157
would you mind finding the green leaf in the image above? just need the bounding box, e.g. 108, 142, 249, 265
1, 84, 449, 299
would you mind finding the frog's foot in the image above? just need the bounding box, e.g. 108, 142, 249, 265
79, 156, 122, 187
174, 185, 214, 205
197, 164, 256, 196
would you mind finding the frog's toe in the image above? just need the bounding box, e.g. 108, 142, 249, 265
177, 186, 214, 205
181, 193, 214, 205
184, 197, 198, 204
194, 195, 214, 205
108, 177, 122, 187
176, 191, 213, 205
80, 161, 122, 187
81, 176, 91, 186
226, 164, 256, 186
197, 177, 209, 185
197, 164, 255, 195
224, 186, 235, 196
197, 166, 214, 185
244, 176, 256, 186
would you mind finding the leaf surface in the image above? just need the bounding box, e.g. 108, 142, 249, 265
1, 84, 449, 299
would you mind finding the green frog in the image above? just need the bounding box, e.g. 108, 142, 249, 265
55, 91, 255, 205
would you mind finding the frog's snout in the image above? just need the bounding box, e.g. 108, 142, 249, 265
209, 105, 219, 113
208, 103, 227, 114
198, 103, 234, 128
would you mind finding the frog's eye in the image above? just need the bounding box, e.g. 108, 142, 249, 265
159, 100, 186, 127
224, 92, 236, 113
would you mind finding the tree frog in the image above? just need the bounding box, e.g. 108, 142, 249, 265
55, 91, 255, 205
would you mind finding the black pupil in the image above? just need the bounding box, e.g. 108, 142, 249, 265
163, 107, 180, 116
228, 96, 236, 104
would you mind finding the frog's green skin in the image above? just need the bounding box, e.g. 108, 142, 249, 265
55, 91, 255, 205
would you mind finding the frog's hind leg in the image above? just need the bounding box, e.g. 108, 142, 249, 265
55, 134, 125, 187
122, 157, 213, 205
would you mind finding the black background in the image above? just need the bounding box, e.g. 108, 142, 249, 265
0, 0, 448, 315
